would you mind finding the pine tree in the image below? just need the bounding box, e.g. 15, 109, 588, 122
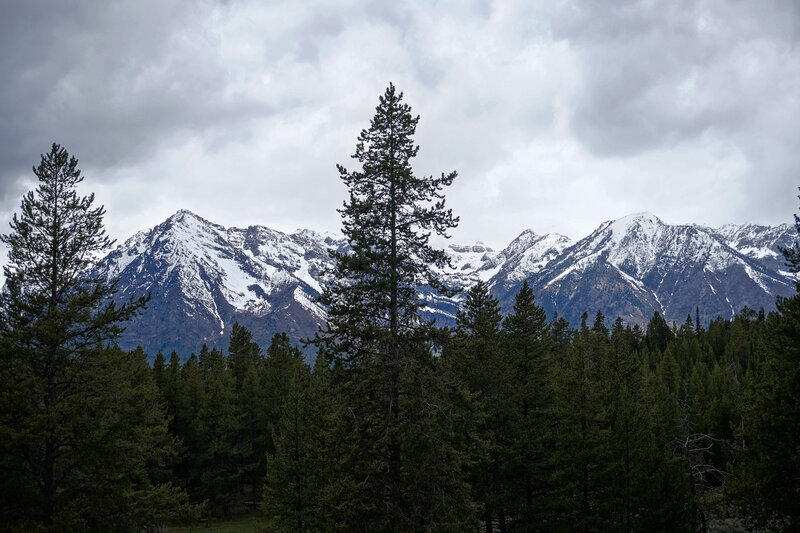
228, 321, 262, 388
195, 348, 241, 517
0, 144, 184, 530
263, 332, 303, 431
153, 350, 166, 391
313, 84, 473, 530
503, 280, 553, 528
176, 354, 204, 496
163, 351, 182, 435
595, 319, 653, 532
445, 281, 507, 532
551, 323, 604, 533
262, 359, 331, 532
236, 330, 296, 504
727, 196, 800, 530
645, 311, 673, 354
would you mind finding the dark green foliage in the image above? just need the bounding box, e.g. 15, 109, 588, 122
725, 199, 800, 531
313, 83, 473, 531
237, 359, 269, 503
445, 281, 507, 531
646, 311, 673, 354
0, 144, 187, 531
262, 356, 331, 532
195, 348, 241, 516
228, 321, 262, 388
153, 350, 166, 390
317, 82, 459, 363
263, 332, 304, 431
547, 308, 694, 532
727, 308, 800, 531
551, 324, 606, 532
239, 332, 301, 504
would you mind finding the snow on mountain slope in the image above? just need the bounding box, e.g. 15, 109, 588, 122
443, 243, 500, 285
98, 209, 798, 357
492, 230, 573, 288
715, 222, 794, 259
96, 210, 340, 356
503, 212, 797, 327
101, 210, 334, 325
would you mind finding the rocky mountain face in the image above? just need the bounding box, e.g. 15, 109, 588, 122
98, 210, 797, 358
96, 210, 338, 357
500, 213, 797, 328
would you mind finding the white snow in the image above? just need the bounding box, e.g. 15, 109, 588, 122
99, 208, 793, 331
743, 264, 772, 294
293, 287, 326, 320
607, 212, 663, 246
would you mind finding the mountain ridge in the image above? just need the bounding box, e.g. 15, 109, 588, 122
97, 209, 797, 358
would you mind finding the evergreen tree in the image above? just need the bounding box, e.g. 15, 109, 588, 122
163, 351, 182, 434
176, 354, 204, 495
197, 344, 212, 378
446, 281, 507, 531
262, 358, 331, 532
0, 144, 185, 530
313, 84, 473, 530
153, 350, 166, 391
263, 332, 304, 432
637, 363, 690, 532
596, 320, 652, 532
228, 321, 262, 388
502, 280, 553, 528
195, 348, 241, 517
237, 359, 269, 504
551, 325, 604, 532
645, 311, 673, 354
235, 329, 297, 504
550, 316, 573, 371
727, 198, 800, 530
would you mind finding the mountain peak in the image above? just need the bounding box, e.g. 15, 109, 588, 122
502, 228, 539, 251
161, 209, 229, 241
606, 212, 664, 243
613, 211, 663, 228
168, 208, 211, 225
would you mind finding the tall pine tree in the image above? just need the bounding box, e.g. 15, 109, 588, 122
0, 144, 184, 531
314, 83, 473, 531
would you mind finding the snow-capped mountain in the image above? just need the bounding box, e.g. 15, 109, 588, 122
492, 213, 796, 327
96, 210, 340, 357
99, 209, 797, 358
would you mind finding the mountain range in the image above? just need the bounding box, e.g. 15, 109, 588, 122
95, 209, 798, 358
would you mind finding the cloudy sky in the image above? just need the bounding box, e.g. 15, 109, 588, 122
1, 0, 799, 253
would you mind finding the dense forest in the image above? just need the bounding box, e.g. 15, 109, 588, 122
1, 86, 799, 532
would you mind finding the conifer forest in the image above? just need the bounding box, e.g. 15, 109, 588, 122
1, 85, 799, 532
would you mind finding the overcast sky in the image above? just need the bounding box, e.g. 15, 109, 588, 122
1, 0, 799, 253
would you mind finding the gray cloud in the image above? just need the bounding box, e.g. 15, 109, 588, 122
1, 0, 797, 258
550, 0, 800, 156
0, 0, 271, 190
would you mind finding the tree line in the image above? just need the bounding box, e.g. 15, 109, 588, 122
1, 85, 799, 531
